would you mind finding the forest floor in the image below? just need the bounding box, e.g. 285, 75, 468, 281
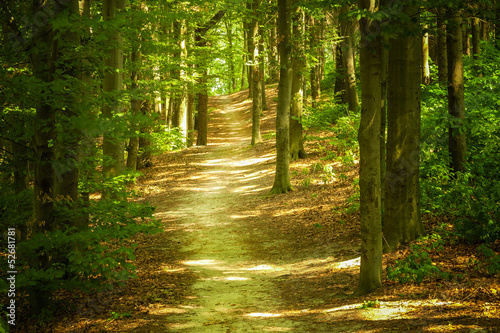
40, 86, 499, 332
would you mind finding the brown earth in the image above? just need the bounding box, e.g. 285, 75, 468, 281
26, 86, 500, 332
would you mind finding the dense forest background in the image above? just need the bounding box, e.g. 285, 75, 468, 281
1, 0, 500, 330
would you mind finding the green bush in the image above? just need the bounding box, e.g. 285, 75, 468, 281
0, 171, 161, 317
387, 235, 450, 284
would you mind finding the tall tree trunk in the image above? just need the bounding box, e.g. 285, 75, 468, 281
463, 19, 470, 56
270, 0, 293, 194
195, 10, 226, 146
447, 11, 466, 173
422, 24, 431, 85
334, 42, 347, 103
54, 0, 82, 203
380, 41, 388, 228
103, 0, 126, 178
172, 20, 188, 143
309, 14, 321, 108
355, 0, 382, 296
187, 88, 195, 147
269, 21, 279, 83
225, 20, 237, 92
246, 1, 254, 98
472, 17, 481, 60
251, 0, 263, 145
384, 5, 423, 252
437, 12, 448, 83
290, 5, 306, 160
340, 5, 359, 111
260, 39, 268, 111
127, 42, 142, 170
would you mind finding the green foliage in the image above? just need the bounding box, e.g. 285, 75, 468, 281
108, 311, 132, 321
477, 244, 500, 275
0, 171, 161, 315
359, 299, 380, 309
387, 232, 452, 284
150, 126, 187, 154
420, 42, 500, 243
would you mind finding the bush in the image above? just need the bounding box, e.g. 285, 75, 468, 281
0, 171, 161, 317
387, 234, 450, 284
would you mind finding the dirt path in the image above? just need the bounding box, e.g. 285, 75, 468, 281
153, 95, 312, 331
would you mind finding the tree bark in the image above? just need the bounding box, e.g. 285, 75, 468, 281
127, 42, 142, 170
355, 0, 382, 296
270, 0, 293, 194
472, 17, 481, 60
437, 12, 448, 83
384, 5, 423, 252
102, 0, 126, 178
447, 11, 466, 173
340, 5, 359, 111
195, 10, 226, 146
422, 24, 431, 85
251, 0, 263, 146
309, 14, 321, 108
290, 5, 306, 160
225, 20, 237, 92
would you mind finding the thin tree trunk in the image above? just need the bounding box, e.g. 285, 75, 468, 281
102, 0, 126, 178
225, 20, 237, 92
127, 36, 142, 170
341, 5, 359, 111
447, 11, 466, 173
472, 17, 481, 60
437, 12, 448, 83
246, 1, 254, 98
355, 0, 382, 296
251, 0, 263, 145
290, 5, 306, 160
270, 0, 293, 194
422, 24, 431, 85
260, 39, 268, 111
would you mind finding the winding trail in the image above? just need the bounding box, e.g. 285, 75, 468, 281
156, 94, 312, 331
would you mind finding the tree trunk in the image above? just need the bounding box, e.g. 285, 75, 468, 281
196, 80, 209, 146
437, 12, 448, 83
127, 40, 142, 170
251, 0, 263, 145
225, 20, 237, 92
53, 0, 81, 203
355, 0, 382, 296
195, 10, 226, 145
380, 42, 388, 227
447, 11, 466, 173
340, 5, 359, 111
269, 21, 279, 83
246, 2, 254, 98
422, 24, 431, 85
290, 5, 306, 160
309, 15, 321, 108
472, 17, 481, 60
384, 5, 423, 252
187, 89, 195, 147
270, 0, 293, 195
102, 0, 126, 178
260, 39, 268, 111
334, 42, 347, 103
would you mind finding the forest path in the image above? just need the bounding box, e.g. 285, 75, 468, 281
152, 92, 309, 332
130, 89, 363, 332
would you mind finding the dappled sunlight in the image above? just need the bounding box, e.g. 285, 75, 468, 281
331, 257, 360, 269
245, 312, 283, 318
182, 259, 221, 266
